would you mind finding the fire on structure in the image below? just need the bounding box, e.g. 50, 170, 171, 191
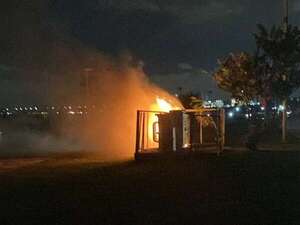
135, 99, 225, 160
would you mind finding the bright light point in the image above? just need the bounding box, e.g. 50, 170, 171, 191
183, 144, 189, 148
155, 97, 178, 112
228, 112, 234, 118
279, 105, 285, 111
261, 107, 265, 111
235, 107, 240, 112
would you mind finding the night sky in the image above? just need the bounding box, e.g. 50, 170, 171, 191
1, 0, 300, 103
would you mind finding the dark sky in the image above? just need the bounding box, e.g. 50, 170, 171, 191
4, 0, 296, 70
48, 0, 292, 71
1, 0, 300, 103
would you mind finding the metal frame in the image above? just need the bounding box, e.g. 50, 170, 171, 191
135, 109, 225, 158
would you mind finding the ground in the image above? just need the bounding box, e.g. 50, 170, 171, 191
1, 151, 300, 225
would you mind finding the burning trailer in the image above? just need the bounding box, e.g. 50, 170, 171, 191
135, 107, 225, 160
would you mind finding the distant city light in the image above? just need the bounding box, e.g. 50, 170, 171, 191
215, 100, 224, 108
228, 112, 234, 118
279, 105, 285, 111
231, 98, 236, 106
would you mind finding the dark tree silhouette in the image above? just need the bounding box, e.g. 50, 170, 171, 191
254, 24, 300, 141
213, 52, 260, 103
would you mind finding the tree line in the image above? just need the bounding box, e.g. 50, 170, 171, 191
213, 24, 300, 142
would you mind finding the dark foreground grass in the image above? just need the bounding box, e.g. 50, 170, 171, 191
1, 151, 300, 225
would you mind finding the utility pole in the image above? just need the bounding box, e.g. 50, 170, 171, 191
43, 70, 51, 106
84, 68, 93, 106
283, 0, 289, 31
282, 0, 288, 142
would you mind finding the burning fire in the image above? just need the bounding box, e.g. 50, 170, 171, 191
156, 97, 175, 112
146, 97, 182, 148
151, 97, 182, 112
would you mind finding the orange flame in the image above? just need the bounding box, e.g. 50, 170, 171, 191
145, 97, 182, 148
151, 97, 182, 112
156, 97, 174, 112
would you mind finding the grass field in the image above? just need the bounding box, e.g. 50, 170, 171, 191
1, 151, 300, 225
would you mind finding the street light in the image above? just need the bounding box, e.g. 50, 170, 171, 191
283, 0, 288, 31
282, 0, 288, 142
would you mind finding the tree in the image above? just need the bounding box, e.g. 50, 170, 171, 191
254, 24, 300, 141
178, 92, 203, 109
254, 24, 300, 100
213, 23, 300, 142
213, 52, 261, 103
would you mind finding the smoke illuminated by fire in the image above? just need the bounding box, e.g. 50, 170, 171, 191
4, 46, 185, 159
71, 52, 186, 159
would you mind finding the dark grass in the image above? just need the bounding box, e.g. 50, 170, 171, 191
1, 151, 300, 225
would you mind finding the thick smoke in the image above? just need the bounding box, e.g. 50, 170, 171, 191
78, 51, 182, 159
0, 1, 183, 159
0, 48, 181, 159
